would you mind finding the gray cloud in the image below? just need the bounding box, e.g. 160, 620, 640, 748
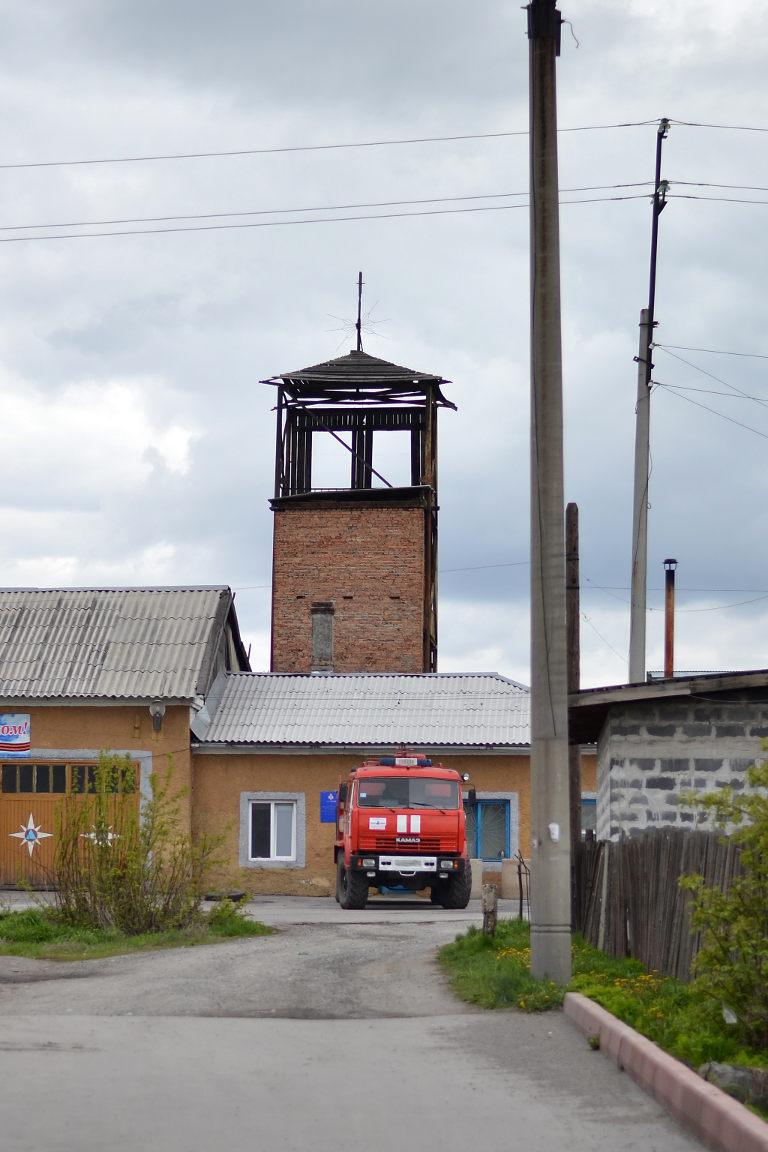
0, 0, 766, 688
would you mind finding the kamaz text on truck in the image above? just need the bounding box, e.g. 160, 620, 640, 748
334, 750, 472, 909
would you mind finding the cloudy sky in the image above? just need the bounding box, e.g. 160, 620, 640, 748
2, 0, 768, 688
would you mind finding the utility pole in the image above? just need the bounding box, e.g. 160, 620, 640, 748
628, 307, 652, 683
527, 0, 571, 985
628, 119, 670, 683
566, 502, 581, 925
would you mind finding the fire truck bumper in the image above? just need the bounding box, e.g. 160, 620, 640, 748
349, 854, 467, 878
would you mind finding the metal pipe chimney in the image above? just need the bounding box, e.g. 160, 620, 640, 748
663, 559, 677, 678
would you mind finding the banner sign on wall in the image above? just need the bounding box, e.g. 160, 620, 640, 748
0, 715, 31, 758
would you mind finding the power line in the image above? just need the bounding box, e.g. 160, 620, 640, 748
655, 347, 768, 406
670, 192, 768, 206
10, 172, 768, 247
0, 192, 651, 245
655, 343, 768, 360
441, 560, 530, 574
0, 182, 653, 236
0, 121, 657, 173
8, 116, 768, 177
656, 383, 768, 440
662, 382, 768, 402
673, 180, 768, 193
673, 592, 768, 613
669, 119, 768, 132
580, 612, 626, 663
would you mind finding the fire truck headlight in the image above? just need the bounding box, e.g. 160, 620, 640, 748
440, 859, 458, 870
362, 858, 375, 868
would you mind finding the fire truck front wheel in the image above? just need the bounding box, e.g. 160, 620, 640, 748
439, 864, 472, 909
337, 855, 368, 910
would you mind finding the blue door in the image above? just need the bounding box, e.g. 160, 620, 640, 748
465, 799, 510, 860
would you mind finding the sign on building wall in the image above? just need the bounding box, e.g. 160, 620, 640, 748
320, 791, 337, 823
0, 715, 31, 758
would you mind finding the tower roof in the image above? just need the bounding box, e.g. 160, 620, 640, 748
262, 349, 455, 408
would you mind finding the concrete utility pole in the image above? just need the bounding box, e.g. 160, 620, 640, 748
566, 502, 581, 924
527, 0, 571, 985
628, 308, 652, 683
628, 120, 670, 684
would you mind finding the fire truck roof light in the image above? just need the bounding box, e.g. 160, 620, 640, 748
378, 755, 433, 767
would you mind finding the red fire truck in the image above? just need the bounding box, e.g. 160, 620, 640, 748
334, 750, 472, 909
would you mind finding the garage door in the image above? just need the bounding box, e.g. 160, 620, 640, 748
0, 761, 139, 887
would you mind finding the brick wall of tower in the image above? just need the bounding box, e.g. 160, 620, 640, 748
270, 501, 429, 673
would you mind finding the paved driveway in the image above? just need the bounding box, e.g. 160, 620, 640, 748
0, 895, 706, 1151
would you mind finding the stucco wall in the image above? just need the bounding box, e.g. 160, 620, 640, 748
596, 697, 768, 840
191, 749, 538, 896
0, 702, 194, 884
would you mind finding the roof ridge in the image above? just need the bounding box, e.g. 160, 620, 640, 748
0, 585, 229, 594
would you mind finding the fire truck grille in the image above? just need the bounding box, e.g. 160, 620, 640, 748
372, 836, 442, 852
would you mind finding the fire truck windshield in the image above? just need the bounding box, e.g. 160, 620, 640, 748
356, 777, 460, 810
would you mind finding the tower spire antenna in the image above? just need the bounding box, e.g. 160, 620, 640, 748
356, 271, 363, 352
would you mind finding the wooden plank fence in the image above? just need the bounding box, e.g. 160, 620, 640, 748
574, 828, 742, 981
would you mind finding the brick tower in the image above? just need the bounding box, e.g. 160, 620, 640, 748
263, 349, 455, 674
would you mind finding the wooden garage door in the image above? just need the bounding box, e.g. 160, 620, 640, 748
0, 762, 139, 887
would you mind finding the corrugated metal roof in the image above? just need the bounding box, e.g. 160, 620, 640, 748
199, 673, 531, 749
0, 587, 234, 701
263, 349, 447, 387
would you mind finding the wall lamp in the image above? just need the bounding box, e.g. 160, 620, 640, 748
149, 699, 166, 732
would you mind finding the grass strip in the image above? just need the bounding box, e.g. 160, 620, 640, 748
0, 905, 273, 961
438, 918, 768, 1073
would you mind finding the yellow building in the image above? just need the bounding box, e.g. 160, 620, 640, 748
0, 586, 595, 894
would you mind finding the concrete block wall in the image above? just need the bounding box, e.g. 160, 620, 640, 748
271, 501, 428, 673
596, 698, 768, 840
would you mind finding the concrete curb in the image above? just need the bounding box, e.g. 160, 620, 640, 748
563, 992, 768, 1152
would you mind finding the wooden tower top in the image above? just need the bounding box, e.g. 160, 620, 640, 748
262, 350, 455, 501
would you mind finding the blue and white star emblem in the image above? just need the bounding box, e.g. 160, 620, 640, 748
10, 813, 53, 856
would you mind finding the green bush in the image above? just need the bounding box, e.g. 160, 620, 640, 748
206, 898, 267, 938
439, 921, 563, 1011
0, 907, 58, 944
48, 752, 225, 936
680, 755, 768, 1050
441, 919, 768, 1075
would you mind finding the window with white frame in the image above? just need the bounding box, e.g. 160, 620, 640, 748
239, 792, 305, 869
250, 799, 295, 860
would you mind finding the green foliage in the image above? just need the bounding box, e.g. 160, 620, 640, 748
205, 897, 269, 938
571, 937, 744, 1067
440, 920, 768, 1073
0, 905, 272, 960
0, 907, 58, 944
680, 755, 768, 1050
48, 752, 226, 936
438, 920, 563, 1011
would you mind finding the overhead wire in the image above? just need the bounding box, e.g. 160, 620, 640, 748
0, 120, 659, 172
0, 181, 654, 236
654, 384, 768, 441
669, 119, 768, 132
655, 343, 768, 360
654, 346, 768, 406
4, 179, 768, 248
0, 192, 652, 244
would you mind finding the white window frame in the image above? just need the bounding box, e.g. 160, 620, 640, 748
239, 791, 305, 870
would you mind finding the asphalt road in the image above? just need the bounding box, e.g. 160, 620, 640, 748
0, 895, 706, 1151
